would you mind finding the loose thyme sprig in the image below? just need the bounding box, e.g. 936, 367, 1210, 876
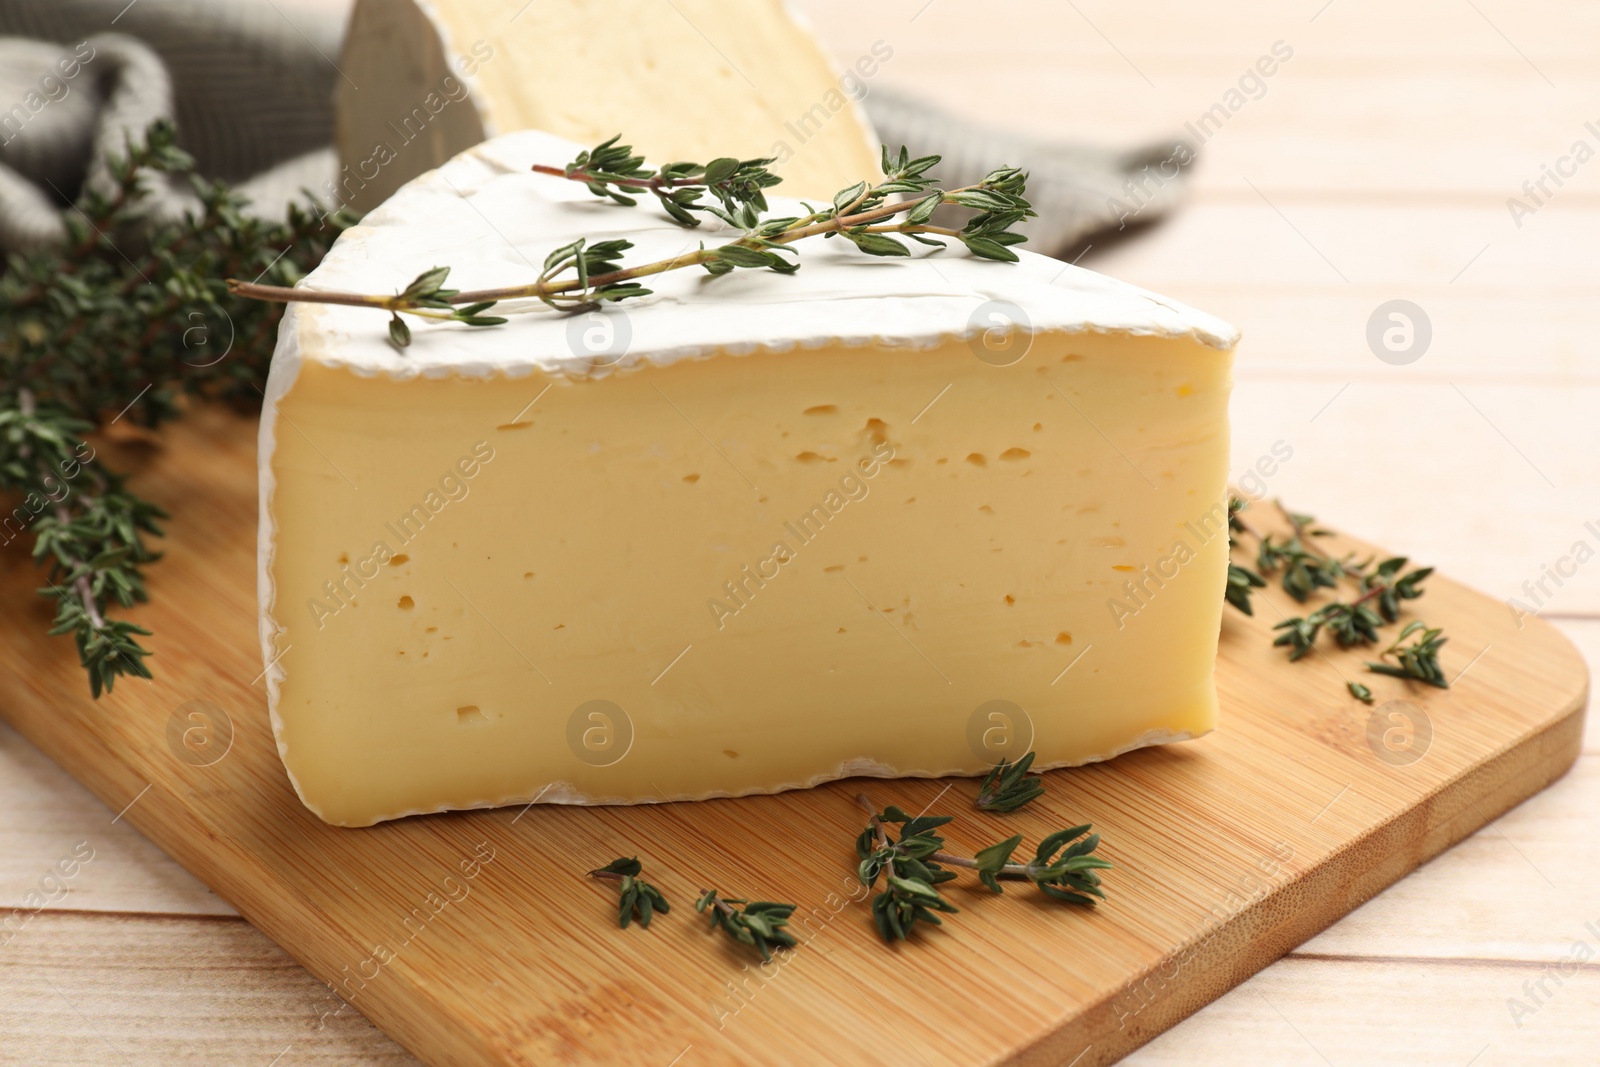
3, 120, 349, 696
588, 857, 670, 930
695, 890, 799, 962
1366, 620, 1449, 688
1227, 498, 1447, 699
227, 137, 1035, 344
965, 826, 1111, 904
855, 800, 959, 942
976, 751, 1046, 812
855, 794, 1110, 943
10, 391, 164, 697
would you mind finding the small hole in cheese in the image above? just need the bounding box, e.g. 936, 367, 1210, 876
1056, 632, 1073, 645
683, 473, 700, 483
999, 447, 1031, 460
398, 596, 415, 610
1112, 565, 1136, 572
822, 564, 844, 573
803, 404, 838, 416
456, 705, 488, 726
965, 453, 986, 467
389, 554, 409, 566
1004, 595, 1015, 605
723, 749, 740, 758
795, 451, 833, 463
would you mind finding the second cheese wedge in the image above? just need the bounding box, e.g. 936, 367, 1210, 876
333, 0, 882, 212
260, 131, 1240, 826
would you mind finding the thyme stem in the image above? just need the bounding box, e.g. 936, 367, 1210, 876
225, 191, 964, 310
230, 137, 1036, 339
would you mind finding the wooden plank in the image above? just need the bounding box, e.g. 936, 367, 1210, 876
0, 400, 1584, 1066
0, 913, 416, 1066
0, 720, 233, 917
1082, 204, 1600, 293
11, 917, 1600, 1067
1568, 621, 1600, 752
794, 0, 1600, 216
1229, 379, 1600, 615
1130, 953, 1600, 1065
799, 0, 1600, 57
1179, 292, 1600, 380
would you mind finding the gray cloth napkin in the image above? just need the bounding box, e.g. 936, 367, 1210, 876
0, 0, 342, 252
0, 0, 1192, 257
865, 87, 1195, 256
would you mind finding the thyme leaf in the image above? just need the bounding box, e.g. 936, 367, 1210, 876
975, 751, 1046, 812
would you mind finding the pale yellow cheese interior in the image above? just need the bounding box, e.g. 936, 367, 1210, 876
268, 328, 1231, 826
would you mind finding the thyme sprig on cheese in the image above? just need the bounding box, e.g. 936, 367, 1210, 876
227, 138, 1035, 346
532, 134, 783, 225
1226, 498, 1448, 698
854, 792, 1110, 943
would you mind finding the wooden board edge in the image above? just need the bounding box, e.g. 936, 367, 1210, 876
1017, 632, 1590, 1067
0, 688, 493, 1067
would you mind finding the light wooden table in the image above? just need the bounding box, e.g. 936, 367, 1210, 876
5, 0, 1598, 1063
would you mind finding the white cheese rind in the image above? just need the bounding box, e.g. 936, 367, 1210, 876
298, 131, 1237, 385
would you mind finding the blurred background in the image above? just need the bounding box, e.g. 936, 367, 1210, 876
2, 0, 1596, 1063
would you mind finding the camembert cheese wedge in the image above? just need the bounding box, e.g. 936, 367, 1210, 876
260, 131, 1240, 826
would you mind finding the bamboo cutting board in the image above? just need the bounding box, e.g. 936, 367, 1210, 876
0, 403, 1586, 1067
